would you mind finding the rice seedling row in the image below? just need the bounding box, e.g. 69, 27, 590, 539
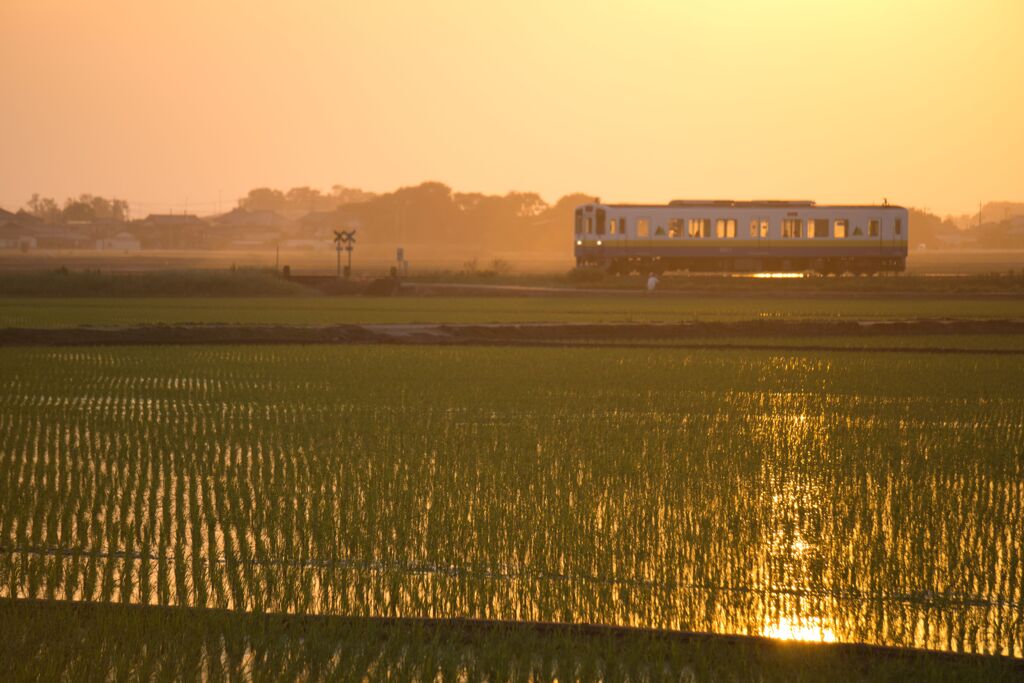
0, 344, 1021, 657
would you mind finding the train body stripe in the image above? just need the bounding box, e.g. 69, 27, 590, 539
576, 239, 908, 249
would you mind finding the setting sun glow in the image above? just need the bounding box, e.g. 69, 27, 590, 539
2, 1, 1023, 215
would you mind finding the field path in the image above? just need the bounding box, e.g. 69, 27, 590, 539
2, 318, 1023, 351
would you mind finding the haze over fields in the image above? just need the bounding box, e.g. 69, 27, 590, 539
2, 1, 1023, 218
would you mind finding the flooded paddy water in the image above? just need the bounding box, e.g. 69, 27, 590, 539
0, 344, 1021, 658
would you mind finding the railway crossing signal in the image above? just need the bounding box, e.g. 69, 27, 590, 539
334, 230, 356, 278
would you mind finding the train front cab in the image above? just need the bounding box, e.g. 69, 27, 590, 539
574, 204, 609, 266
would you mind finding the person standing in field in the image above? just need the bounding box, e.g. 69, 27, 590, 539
647, 272, 659, 293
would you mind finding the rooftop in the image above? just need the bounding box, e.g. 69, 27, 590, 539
141, 213, 206, 225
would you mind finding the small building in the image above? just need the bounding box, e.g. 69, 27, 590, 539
32, 225, 91, 249
96, 231, 142, 251
136, 213, 208, 249
0, 223, 37, 250
213, 208, 293, 229
297, 210, 339, 234
140, 213, 206, 228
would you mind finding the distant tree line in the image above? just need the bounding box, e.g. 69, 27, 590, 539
240, 182, 593, 252
25, 193, 129, 224
909, 203, 1024, 249
239, 185, 377, 213
15, 186, 1024, 252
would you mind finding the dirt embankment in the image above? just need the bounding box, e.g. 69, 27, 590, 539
400, 281, 1024, 299
2, 319, 1023, 353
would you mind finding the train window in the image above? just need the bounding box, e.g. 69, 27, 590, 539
715, 219, 736, 238
585, 217, 593, 234
637, 218, 650, 238
655, 225, 665, 236
811, 219, 830, 238
620, 217, 628, 235
781, 219, 802, 238
869, 219, 880, 237
596, 209, 606, 235
895, 218, 903, 235
609, 219, 618, 235
688, 219, 711, 238
759, 219, 769, 238
669, 218, 685, 238
750, 219, 768, 238
834, 219, 848, 239
575, 209, 583, 235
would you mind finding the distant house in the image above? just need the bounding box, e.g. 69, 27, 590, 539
141, 213, 206, 227
14, 210, 42, 226
209, 208, 294, 249
0, 209, 41, 250
297, 210, 339, 232
297, 209, 364, 240
0, 223, 37, 250
137, 213, 208, 249
31, 225, 91, 249
96, 231, 141, 251
0, 208, 43, 224
213, 208, 292, 229
998, 217, 1024, 245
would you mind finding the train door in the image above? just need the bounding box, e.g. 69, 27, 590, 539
868, 217, 882, 254
754, 217, 768, 246
888, 216, 902, 252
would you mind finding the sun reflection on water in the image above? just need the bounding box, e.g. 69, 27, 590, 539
763, 616, 837, 643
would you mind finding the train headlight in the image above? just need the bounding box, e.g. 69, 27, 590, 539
596, 240, 603, 246
576, 240, 583, 246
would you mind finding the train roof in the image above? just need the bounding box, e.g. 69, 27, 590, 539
595, 200, 906, 210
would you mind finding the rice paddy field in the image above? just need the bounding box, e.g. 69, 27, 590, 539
1, 342, 1022, 678
584, 335, 1024, 352
1, 294, 1023, 328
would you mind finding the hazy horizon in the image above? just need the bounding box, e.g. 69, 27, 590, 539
3, 1, 1023, 217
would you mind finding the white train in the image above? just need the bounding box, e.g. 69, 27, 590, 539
574, 200, 908, 274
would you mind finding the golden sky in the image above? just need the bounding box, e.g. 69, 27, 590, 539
1, 0, 1022, 216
